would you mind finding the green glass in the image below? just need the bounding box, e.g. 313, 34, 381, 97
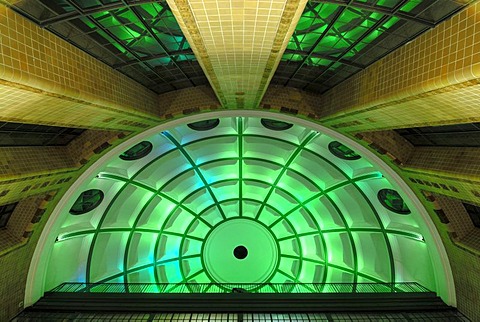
46, 117, 434, 294
283, 2, 421, 68
69, 189, 104, 215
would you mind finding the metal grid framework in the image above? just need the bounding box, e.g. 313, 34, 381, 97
46, 117, 435, 293
271, 0, 474, 93
396, 122, 480, 147
9, 0, 473, 96
12, 311, 470, 322
51, 282, 431, 293
10, 0, 209, 94
0, 121, 85, 147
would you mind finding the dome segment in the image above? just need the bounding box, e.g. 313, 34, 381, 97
27, 113, 452, 300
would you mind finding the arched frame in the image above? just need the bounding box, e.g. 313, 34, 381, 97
25, 110, 455, 306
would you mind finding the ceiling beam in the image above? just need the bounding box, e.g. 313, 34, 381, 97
166, 0, 309, 109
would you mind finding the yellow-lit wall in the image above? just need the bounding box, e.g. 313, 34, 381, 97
1, 2, 480, 321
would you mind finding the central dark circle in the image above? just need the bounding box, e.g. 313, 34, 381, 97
233, 245, 248, 259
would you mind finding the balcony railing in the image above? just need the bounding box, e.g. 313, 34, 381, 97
49, 282, 431, 294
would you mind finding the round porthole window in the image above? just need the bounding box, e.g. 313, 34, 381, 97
378, 189, 411, 214
328, 141, 361, 160
69, 189, 104, 215
233, 245, 248, 260
187, 119, 220, 131
119, 141, 153, 161
261, 118, 293, 131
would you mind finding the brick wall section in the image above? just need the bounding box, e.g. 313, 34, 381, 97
434, 194, 477, 241
0, 192, 59, 321
354, 130, 480, 205
403, 147, 480, 205
261, 85, 320, 116
0, 194, 47, 252
0, 172, 74, 205
426, 194, 480, 321
0, 146, 75, 178
356, 130, 414, 165
0, 4, 160, 130
0, 129, 133, 320
403, 169, 480, 207
354, 131, 480, 321
157, 85, 323, 120
158, 86, 221, 117
0, 129, 129, 204
407, 147, 480, 179
66, 129, 129, 167
318, 2, 480, 132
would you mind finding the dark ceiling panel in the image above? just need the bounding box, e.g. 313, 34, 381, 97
396, 123, 480, 147
0, 122, 85, 147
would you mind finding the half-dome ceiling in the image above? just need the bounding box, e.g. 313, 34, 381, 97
40, 115, 441, 293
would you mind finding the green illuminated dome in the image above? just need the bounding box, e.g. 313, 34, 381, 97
29, 112, 450, 296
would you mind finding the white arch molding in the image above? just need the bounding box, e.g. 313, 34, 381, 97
25, 110, 456, 307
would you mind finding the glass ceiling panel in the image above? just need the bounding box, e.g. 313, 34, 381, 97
74, 0, 121, 10
10, 0, 207, 94
276, 0, 473, 93
0, 121, 85, 147
356, 0, 404, 8
396, 122, 480, 147
10, 0, 473, 95
38, 116, 441, 294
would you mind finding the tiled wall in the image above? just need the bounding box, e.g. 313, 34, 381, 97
407, 147, 480, 179
318, 1, 480, 132
0, 4, 160, 130
158, 86, 221, 118
0, 129, 126, 205
427, 194, 480, 321
0, 1, 480, 322
66, 129, 128, 167
356, 130, 414, 164
356, 130, 480, 321
403, 147, 480, 205
167, 0, 307, 109
0, 192, 60, 322
0, 146, 75, 177
261, 85, 321, 117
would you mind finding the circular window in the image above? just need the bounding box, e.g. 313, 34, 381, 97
187, 119, 220, 131
378, 189, 411, 214
233, 245, 248, 260
261, 118, 293, 131
119, 141, 153, 161
69, 189, 104, 215
328, 141, 361, 160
